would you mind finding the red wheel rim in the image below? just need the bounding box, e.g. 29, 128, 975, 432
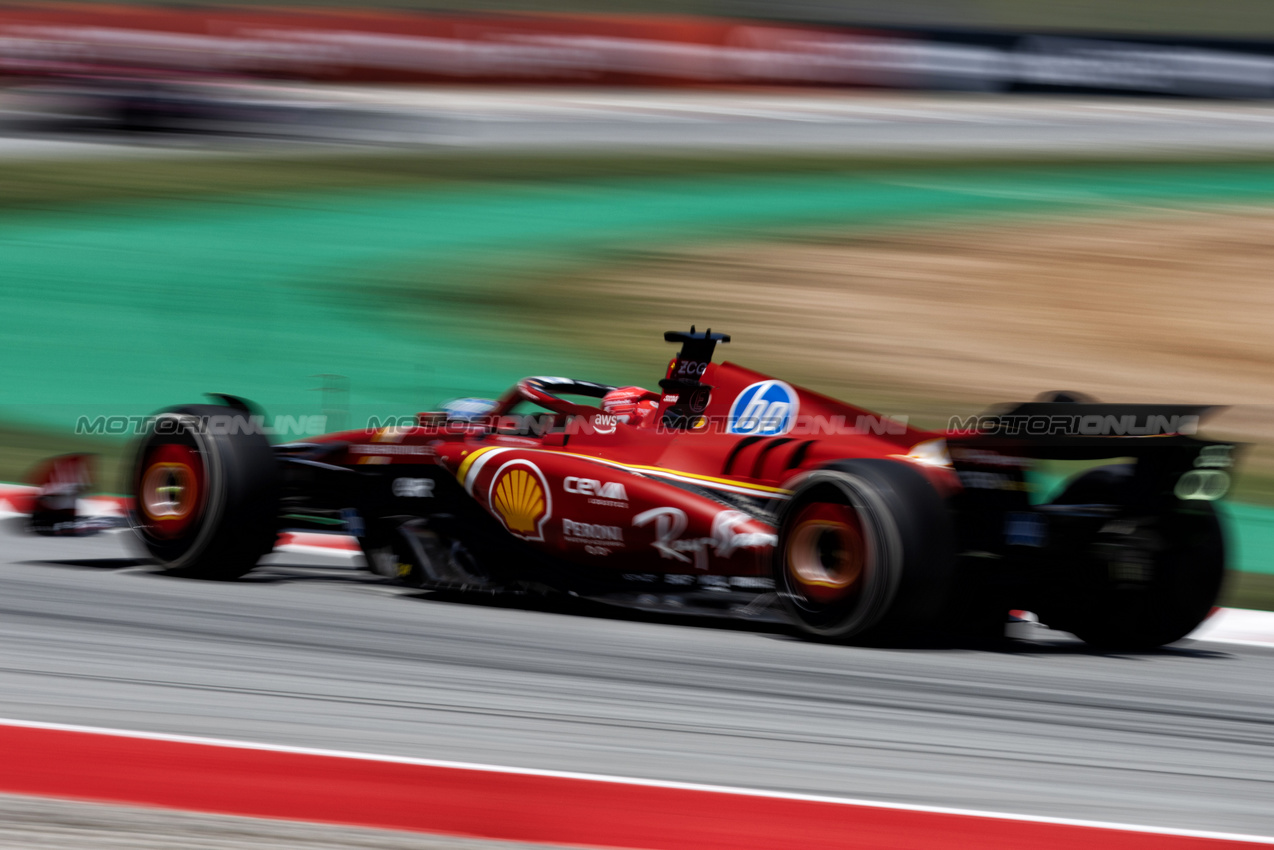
785, 501, 867, 605
138, 443, 204, 539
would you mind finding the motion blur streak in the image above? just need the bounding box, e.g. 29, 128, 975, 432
4, 0, 1274, 845
4, 5, 1274, 95
0, 794, 509, 850
2, 718, 1272, 849
9, 5, 1274, 143
4, 528, 1274, 838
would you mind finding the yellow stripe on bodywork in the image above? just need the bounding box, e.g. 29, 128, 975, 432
455, 446, 502, 488
591, 459, 791, 496
538, 449, 791, 496
452, 444, 790, 498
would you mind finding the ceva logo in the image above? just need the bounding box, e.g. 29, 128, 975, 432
564, 477, 628, 502
727, 381, 798, 436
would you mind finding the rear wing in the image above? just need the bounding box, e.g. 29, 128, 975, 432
947, 403, 1226, 459
945, 402, 1240, 508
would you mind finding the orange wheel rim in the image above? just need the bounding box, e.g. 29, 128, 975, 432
785, 502, 866, 605
139, 443, 203, 538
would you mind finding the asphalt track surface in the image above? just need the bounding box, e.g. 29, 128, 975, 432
4, 524, 1274, 840
0, 793, 558, 850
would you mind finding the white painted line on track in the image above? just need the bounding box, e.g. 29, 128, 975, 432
273, 543, 363, 560
1190, 607, 1274, 648
1, 716, 1272, 844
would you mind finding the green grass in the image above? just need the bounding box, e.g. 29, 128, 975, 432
1231, 461, 1274, 507
7, 149, 1274, 589
1223, 572, 1274, 612
9, 153, 1274, 455
10, 151, 1274, 211
26, 156, 1274, 437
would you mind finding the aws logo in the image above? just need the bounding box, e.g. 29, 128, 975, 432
489, 460, 552, 541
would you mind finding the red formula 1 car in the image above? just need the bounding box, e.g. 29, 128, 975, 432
118, 329, 1236, 648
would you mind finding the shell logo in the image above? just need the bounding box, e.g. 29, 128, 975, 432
489, 460, 551, 540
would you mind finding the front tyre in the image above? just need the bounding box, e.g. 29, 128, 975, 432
130, 405, 280, 579
774, 459, 955, 642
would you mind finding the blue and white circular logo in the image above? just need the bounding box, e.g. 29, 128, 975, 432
727, 381, 798, 436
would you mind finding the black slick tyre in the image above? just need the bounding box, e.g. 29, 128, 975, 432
129, 404, 280, 579
774, 458, 955, 643
1050, 465, 1226, 650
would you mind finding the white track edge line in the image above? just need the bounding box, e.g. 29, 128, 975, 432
0, 716, 1271, 844
273, 544, 362, 559
1192, 637, 1274, 649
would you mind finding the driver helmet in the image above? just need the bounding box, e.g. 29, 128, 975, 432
602, 386, 660, 426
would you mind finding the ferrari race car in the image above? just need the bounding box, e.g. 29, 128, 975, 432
60, 329, 1239, 648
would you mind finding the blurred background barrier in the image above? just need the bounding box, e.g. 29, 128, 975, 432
3, 5, 1274, 95
2, 5, 1274, 610
4, 5, 1274, 848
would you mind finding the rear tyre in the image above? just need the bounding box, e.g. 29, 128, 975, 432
130, 405, 280, 579
1048, 465, 1226, 650
774, 459, 955, 643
